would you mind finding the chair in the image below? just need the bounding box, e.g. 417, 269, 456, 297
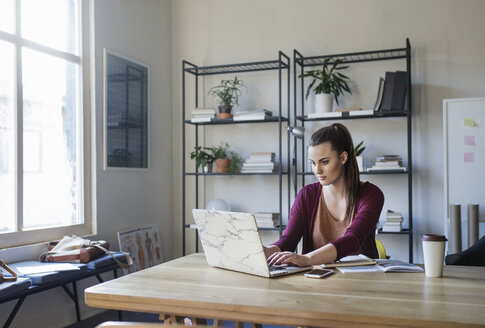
445, 235, 485, 266
375, 239, 387, 259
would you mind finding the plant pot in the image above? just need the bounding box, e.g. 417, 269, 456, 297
315, 93, 334, 113
202, 162, 213, 173
217, 105, 233, 119
215, 158, 231, 173
356, 156, 364, 172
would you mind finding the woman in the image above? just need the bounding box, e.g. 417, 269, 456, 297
265, 123, 384, 266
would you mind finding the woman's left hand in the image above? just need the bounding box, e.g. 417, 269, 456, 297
267, 251, 312, 267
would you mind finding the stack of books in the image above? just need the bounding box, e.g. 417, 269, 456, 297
381, 210, 403, 232
190, 108, 216, 123
241, 152, 275, 173
254, 212, 279, 228
233, 109, 272, 121
367, 155, 406, 172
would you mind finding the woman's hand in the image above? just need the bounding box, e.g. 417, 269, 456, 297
267, 251, 312, 267
263, 245, 281, 258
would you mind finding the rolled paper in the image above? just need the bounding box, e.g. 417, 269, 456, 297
468, 204, 479, 247
449, 204, 462, 254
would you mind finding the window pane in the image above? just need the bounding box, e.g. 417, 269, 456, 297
0, 41, 15, 233
21, 0, 80, 55
0, 0, 15, 34
22, 48, 81, 230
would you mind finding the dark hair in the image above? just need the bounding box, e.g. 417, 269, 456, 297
309, 123, 361, 222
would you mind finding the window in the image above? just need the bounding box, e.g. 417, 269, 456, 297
0, 0, 92, 248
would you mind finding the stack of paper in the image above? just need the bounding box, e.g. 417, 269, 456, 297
233, 109, 272, 121
241, 152, 275, 173
382, 210, 403, 232
367, 155, 406, 172
190, 108, 216, 123
254, 212, 279, 228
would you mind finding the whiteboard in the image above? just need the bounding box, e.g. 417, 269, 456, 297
443, 97, 485, 251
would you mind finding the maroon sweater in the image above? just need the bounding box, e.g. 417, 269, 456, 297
273, 182, 384, 260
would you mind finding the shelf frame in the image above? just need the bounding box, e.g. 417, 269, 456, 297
182, 52, 291, 255
292, 39, 413, 262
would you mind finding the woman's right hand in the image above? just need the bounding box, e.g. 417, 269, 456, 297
263, 245, 281, 259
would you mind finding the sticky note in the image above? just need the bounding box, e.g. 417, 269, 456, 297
464, 118, 476, 127
464, 152, 475, 163
464, 135, 475, 146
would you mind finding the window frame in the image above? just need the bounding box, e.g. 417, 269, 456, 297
0, 0, 93, 249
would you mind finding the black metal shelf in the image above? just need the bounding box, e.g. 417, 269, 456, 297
295, 47, 407, 67
299, 170, 409, 176
184, 59, 289, 76
293, 39, 413, 263
296, 111, 408, 122
185, 116, 288, 125
182, 52, 291, 256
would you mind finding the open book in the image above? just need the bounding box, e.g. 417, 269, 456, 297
321, 254, 376, 268
336, 259, 424, 274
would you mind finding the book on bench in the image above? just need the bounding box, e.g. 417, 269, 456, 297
321, 254, 376, 268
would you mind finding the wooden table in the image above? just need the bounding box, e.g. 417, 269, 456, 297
85, 253, 485, 328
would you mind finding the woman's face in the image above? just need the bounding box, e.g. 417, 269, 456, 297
308, 142, 347, 186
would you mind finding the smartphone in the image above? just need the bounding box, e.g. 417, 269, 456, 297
304, 269, 334, 279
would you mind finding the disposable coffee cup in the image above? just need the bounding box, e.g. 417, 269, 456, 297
421, 234, 448, 278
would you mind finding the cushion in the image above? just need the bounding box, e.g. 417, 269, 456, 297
0, 278, 31, 299
86, 252, 129, 270
10, 261, 87, 285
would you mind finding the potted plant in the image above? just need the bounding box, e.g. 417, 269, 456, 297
190, 146, 216, 173
299, 57, 351, 113
208, 76, 245, 119
209, 142, 244, 173
354, 140, 366, 172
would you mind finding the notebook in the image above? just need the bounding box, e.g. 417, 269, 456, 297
192, 209, 312, 278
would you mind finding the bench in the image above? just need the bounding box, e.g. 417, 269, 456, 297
0, 253, 129, 328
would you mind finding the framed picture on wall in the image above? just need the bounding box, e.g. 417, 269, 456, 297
104, 49, 149, 169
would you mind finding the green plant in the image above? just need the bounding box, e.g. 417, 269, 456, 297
354, 140, 366, 157
298, 57, 351, 105
208, 76, 245, 107
190, 146, 216, 169
209, 142, 244, 173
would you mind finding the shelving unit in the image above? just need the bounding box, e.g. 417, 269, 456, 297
293, 39, 413, 262
182, 52, 290, 255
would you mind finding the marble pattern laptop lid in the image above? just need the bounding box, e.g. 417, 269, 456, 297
192, 209, 270, 277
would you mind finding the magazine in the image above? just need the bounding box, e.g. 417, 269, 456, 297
336, 259, 424, 274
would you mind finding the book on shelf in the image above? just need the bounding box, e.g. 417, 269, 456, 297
233, 109, 272, 121
336, 107, 361, 112
321, 254, 376, 268
336, 259, 423, 274
379, 71, 408, 111
385, 209, 403, 220
348, 109, 374, 116
373, 77, 385, 111
241, 168, 275, 173
376, 155, 402, 161
374, 160, 403, 166
381, 222, 402, 232
191, 108, 216, 115
190, 116, 213, 123
306, 111, 342, 119
367, 167, 406, 172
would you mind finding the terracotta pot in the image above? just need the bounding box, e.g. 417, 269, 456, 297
217, 105, 233, 119
215, 158, 231, 173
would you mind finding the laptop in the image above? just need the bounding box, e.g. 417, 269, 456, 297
192, 209, 312, 278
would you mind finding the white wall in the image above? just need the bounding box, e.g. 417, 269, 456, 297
0, 1, 172, 327
171, 0, 485, 262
